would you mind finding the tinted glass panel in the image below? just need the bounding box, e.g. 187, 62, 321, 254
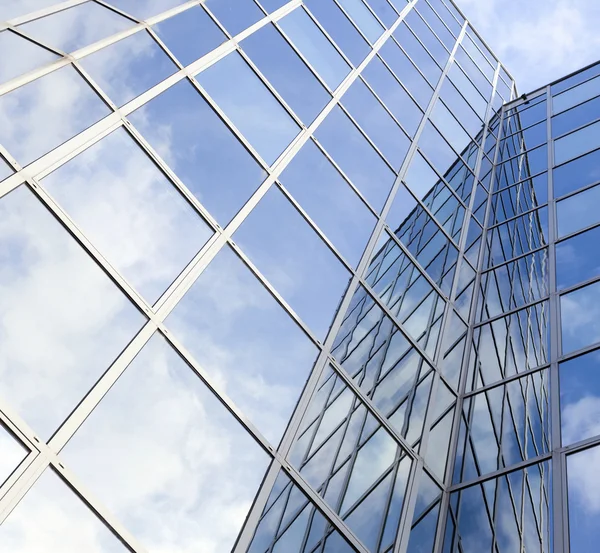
555, 120, 600, 165
561, 280, 600, 354
553, 94, 600, 138
556, 226, 600, 290
557, 183, 600, 237
554, 74, 600, 114
205, 0, 263, 36
337, 0, 384, 43
554, 147, 600, 198
102, 0, 190, 18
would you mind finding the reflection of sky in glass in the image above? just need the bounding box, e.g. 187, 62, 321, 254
0, 185, 145, 440
556, 226, 600, 290
0, 30, 58, 86
557, 184, 600, 237
41, 128, 214, 304
0, 469, 128, 553
103, 0, 191, 19
561, 280, 600, 354
166, 246, 318, 444
205, 0, 264, 37
0, 424, 27, 486
62, 334, 270, 553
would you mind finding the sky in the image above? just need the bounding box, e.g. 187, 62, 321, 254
458, 0, 600, 93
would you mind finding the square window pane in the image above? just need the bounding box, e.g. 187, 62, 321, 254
0, 30, 58, 86
279, 7, 351, 90
0, 469, 130, 552
557, 183, 600, 237
556, 226, 600, 290
197, 51, 300, 165
129, 79, 267, 225
205, 0, 264, 36
0, 66, 110, 165
0, 185, 145, 439
337, 0, 384, 43
304, 0, 371, 67
234, 186, 351, 340
42, 128, 214, 304
153, 6, 226, 66
62, 334, 270, 553
315, 105, 396, 212
561, 280, 600, 355
18, 3, 133, 53
555, 120, 600, 165
79, 31, 177, 107
279, 139, 376, 267
242, 24, 331, 124
560, 349, 600, 446
166, 246, 318, 444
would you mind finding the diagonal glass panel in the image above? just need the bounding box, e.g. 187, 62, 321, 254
196, 51, 300, 165
234, 186, 351, 340
0, 30, 58, 86
78, 31, 177, 107
205, 0, 264, 36
0, 66, 110, 165
0, 469, 130, 552
279, 139, 376, 267
18, 3, 134, 53
104, 0, 190, 19
166, 245, 318, 444
0, 185, 145, 440
0, 424, 27, 487
129, 79, 267, 226
337, 0, 384, 44
41, 128, 214, 304
153, 5, 226, 66
62, 334, 270, 553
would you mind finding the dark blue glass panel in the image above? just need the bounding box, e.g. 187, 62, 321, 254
153, 6, 226, 66
242, 24, 330, 124
205, 0, 263, 36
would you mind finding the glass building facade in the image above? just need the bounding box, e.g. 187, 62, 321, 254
0, 1, 599, 552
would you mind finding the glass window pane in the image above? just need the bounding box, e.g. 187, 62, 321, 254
197, 51, 300, 165
0, 469, 130, 552
79, 31, 177, 107
242, 24, 331, 124
205, 0, 263, 36
337, 0, 384, 43
554, 74, 600, 114
129, 79, 267, 225
18, 3, 133, 53
393, 24, 441, 87
304, 0, 371, 67
0, 31, 58, 86
166, 246, 318, 444
561, 280, 600, 354
315, 105, 396, 212
103, 0, 191, 19
404, 10, 448, 69
419, 121, 458, 177
279, 7, 351, 90
234, 186, 351, 340
366, 0, 398, 28
554, 147, 600, 198
62, 334, 270, 553
0, 66, 110, 165
0, 185, 145, 439
0, 424, 27, 486
431, 98, 470, 154
0, 0, 58, 20
557, 183, 600, 237
555, 120, 600, 165
42, 129, 213, 304
342, 79, 410, 169
556, 226, 600, 290
447, 63, 488, 119
560, 349, 600, 446
553, 94, 600, 138
567, 444, 600, 553
279, 140, 376, 267
154, 6, 226, 66
362, 56, 423, 137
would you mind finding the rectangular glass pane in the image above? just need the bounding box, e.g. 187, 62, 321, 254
557, 183, 600, 237
554, 74, 600, 114
556, 225, 600, 290
555, 120, 600, 165
0, 30, 58, 86
561, 280, 600, 355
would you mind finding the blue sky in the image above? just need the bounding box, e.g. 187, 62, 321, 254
459, 0, 600, 93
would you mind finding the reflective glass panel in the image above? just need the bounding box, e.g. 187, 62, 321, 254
304, 0, 371, 67
557, 183, 600, 237
242, 24, 330, 124
42, 128, 214, 304
554, 74, 600, 114
62, 334, 270, 553
197, 51, 300, 165
166, 246, 318, 444
560, 349, 600, 446
553, 94, 600, 138
103, 0, 191, 19
315, 105, 396, 212
555, 120, 600, 165
279, 139, 376, 267
366, 0, 398, 28
153, 6, 226, 66
0, 469, 130, 552
0, 66, 110, 164
0, 185, 145, 440
561, 280, 600, 355
393, 24, 441, 87
0, 0, 58, 20
419, 121, 458, 177
205, 0, 263, 36
129, 79, 267, 226
278, 7, 351, 90
556, 226, 600, 290
337, 0, 384, 43
79, 31, 177, 107
0, 30, 58, 86
554, 147, 600, 198
19, 3, 133, 53
0, 424, 26, 486
235, 186, 351, 339
567, 444, 600, 553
